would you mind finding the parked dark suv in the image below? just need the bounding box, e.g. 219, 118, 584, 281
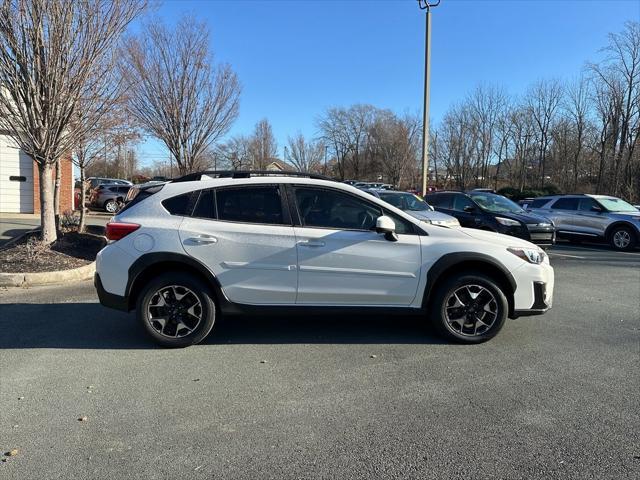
425, 191, 556, 247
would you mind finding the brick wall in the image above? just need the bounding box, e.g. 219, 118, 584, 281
33, 156, 74, 214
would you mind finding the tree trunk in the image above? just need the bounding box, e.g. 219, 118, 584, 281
79, 165, 86, 233
54, 157, 62, 233
39, 163, 58, 244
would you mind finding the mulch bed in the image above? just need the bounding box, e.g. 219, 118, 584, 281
0, 231, 106, 273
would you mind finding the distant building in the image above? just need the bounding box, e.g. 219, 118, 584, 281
0, 131, 74, 213
264, 158, 295, 172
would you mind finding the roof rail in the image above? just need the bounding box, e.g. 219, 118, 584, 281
171, 170, 333, 183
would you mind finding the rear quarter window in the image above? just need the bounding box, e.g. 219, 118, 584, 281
162, 193, 193, 216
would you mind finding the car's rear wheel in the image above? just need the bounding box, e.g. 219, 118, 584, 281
430, 273, 508, 344
136, 272, 216, 347
609, 225, 637, 251
104, 199, 118, 213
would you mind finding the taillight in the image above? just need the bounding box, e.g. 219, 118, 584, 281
106, 222, 140, 241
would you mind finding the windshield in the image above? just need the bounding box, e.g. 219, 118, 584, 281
597, 197, 638, 213
379, 192, 431, 211
470, 193, 525, 214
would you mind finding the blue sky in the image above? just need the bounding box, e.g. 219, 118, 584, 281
136, 0, 638, 166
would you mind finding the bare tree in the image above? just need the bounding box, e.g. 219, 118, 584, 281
563, 75, 591, 191
214, 135, 253, 170
0, 0, 145, 243
317, 107, 351, 180
121, 16, 240, 176
286, 133, 324, 172
249, 118, 278, 169
525, 79, 564, 187
589, 21, 640, 198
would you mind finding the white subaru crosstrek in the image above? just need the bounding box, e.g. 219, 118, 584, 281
95, 172, 554, 347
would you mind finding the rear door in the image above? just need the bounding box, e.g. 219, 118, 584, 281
179, 185, 298, 305
291, 186, 422, 306
547, 197, 581, 233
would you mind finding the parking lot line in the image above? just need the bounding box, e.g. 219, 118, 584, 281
548, 252, 586, 259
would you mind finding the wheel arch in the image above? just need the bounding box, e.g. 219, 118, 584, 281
422, 253, 516, 317
125, 252, 226, 311
604, 221, 638, 240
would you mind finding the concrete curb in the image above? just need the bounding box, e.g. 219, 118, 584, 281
0, 261, 95, 287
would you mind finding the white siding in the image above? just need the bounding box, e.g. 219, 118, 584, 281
0, 134, 34, 213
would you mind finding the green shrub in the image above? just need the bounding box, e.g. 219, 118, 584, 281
497, 187, 559, 201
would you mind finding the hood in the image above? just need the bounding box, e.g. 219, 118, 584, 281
459, 227, 538, 249
491, 210, 552, 225
609, 211, 640, 220
406, 210, 459, 225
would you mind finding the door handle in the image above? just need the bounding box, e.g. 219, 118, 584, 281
186, 235, 218, 245
298, 240, 325, 248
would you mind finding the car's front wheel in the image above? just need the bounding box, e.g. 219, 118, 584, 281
429, 273, 508, 343
136, 272, 216, 347
609, 225, 637, 251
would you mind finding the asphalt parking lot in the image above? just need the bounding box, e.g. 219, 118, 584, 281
0, 243, 638, 479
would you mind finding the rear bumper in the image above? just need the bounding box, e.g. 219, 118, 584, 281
94, 273, 129, 311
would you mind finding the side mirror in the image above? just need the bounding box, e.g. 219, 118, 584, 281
463, 205, 476, 213
375, 215, 398, 242
591, 205, 603, 213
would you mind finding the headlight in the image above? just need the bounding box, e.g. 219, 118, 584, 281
507, 247, 547, 264
496, 217, 520, 226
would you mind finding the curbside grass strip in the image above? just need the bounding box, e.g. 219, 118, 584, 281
0, 262, 95, 287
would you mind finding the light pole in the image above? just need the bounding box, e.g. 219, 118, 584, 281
417, 0, 440, 196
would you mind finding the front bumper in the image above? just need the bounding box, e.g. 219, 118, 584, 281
94, 273, 129, 311
500, 225, 556, 246
513, 281, 551, 317
526, 225, 556, 246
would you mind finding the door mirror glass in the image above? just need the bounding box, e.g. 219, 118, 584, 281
376, 215, 398, 241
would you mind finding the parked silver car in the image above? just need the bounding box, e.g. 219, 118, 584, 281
364, 189, 460, 227
526, 194, 640, 250
89, 183, 132, 213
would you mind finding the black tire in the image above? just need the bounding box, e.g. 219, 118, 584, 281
608, 225, 637, 251
104, 199, 118, 213
136, 272, 216, 347
429, 273, 508, 344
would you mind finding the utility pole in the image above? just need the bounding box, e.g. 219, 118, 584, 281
417, 0, 440, 196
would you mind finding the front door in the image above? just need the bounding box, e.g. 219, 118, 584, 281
179, 185, 298, 305
451, 194, 482, 228
291, 186, 422, 306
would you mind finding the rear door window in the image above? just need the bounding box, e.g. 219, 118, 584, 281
529, 198, 550, 208
216, 186, 285, 225
551, 198, 579, 210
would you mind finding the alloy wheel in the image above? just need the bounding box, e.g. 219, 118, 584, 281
105, 201, 118, 213
444, 284, 498, 337
147, 285, 203, 338
612, 230, 631, 249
